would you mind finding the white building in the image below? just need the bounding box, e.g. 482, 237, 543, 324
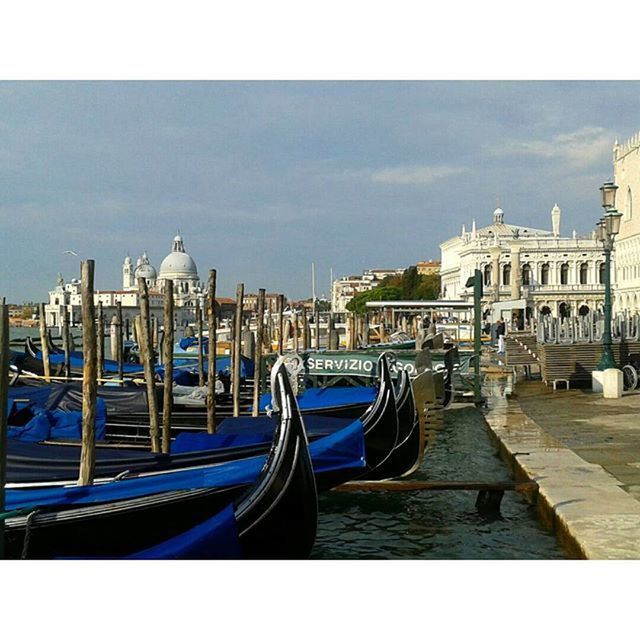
331, 268, 406, 313
612, 132, 640, 314
45, 233, 206, 332
439, 205, 609, 321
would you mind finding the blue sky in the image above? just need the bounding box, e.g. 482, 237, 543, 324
1, 81, 640, 303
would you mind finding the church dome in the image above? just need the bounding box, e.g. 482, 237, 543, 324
134, 263, 157, 280
159, 234, 198, 279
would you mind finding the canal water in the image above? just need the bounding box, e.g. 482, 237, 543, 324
312, 405, 566, 559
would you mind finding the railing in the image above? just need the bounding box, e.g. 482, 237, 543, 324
536, 311, 640, 344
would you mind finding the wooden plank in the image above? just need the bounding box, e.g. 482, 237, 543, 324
78, 260, 97, 486
333, 479, 539, 499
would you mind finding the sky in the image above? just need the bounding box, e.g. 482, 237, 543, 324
2, 80, 640, 304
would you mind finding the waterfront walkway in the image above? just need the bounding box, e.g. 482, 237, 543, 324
482, 374, 640, 559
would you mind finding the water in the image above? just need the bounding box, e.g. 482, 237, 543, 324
312, 406, 566, 559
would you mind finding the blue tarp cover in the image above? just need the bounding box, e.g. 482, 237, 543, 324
258, 385, 377, 411
5, 417, 365, 511
7, 400, 107, 442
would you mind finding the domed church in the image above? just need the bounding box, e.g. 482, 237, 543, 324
122, 233, 202, 306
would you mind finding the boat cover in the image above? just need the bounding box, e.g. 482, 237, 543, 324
7, 401, 107, 442
5, 417, 365, 510
258, 385, 377, 411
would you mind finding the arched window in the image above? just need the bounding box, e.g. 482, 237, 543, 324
522, 263, 531, 286
579, 262, 589, 285
579, 304, 590, 317
559, 302, 571, 319
483, 264, 491, 286
560, 263, 569, 285
599, 262, 606, 284
626, 187, 633, 220
503, 264, 511, 286
541, 263, 550, 285
540, 305, 552, 316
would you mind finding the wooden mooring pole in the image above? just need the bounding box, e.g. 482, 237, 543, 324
233, 283, 244, 417
0, 301, 9, 557
62, 305, 71, 381
38, 302, 51, 383
78, 260, 97, 486
301, 307, 309, 351
206, 269, 217, 433
115, 302, 124, 385
162, 280, 174, 454
252, 288, 265, 417
196, 298, 205, 387
138, 277, 160, 453
314, 305, 320, 349
277, 294, 284, 355
97, 301, 104, 381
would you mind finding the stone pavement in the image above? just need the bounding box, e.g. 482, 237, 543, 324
482, 375, 640, 559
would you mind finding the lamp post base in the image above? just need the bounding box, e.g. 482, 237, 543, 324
592, 369, 623, 398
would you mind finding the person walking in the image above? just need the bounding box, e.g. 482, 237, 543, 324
496, 318, 506, 355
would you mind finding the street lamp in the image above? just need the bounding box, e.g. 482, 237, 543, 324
596, 182, 623, 371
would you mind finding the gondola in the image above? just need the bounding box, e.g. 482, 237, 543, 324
1, 360, 318, 559
360, 368, 423, 481
4, 357, 398, 488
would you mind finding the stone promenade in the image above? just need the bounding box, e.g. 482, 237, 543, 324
482, 375, 640, 559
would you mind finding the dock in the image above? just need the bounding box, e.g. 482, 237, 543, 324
483, 374, 640, 559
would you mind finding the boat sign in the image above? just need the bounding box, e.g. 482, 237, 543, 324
304, 353, 417, 378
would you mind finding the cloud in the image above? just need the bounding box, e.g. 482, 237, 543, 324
489, 126, 614, 169
367, 164, 469, 185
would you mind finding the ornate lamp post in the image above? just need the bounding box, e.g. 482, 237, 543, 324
596, 181, 622, 371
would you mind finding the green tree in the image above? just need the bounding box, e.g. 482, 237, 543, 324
346, 285, 403, 315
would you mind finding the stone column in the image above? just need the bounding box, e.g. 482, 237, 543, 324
489, 247, 501, 301
510, 242, 522, 299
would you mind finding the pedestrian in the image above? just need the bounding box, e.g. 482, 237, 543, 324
496, 318, 506, 354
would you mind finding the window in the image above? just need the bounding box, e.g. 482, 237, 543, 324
503, 264, 511, 286
541, 263, 550, 285
626, 187, 633, 220
483, 264, 491, 286
560, 263, 569, 285
522, 264, 531, 286
579, 262, 588, 285
599, 262, 606, 284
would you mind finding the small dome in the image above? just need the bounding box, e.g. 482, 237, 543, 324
134, 263, 157, 280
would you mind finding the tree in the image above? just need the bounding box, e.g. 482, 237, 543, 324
346, 285, 403, 315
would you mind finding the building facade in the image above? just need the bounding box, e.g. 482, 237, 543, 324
45, 234, 232, 332
331, 268, 406, 313
612, 133, 640, 314
440, 205, 609, 320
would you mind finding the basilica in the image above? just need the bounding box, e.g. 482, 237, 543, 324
45, 233, 206, 330
440, 204, 609, 322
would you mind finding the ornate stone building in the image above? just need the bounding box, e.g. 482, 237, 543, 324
612, 133, 640, 314
45, 233, 211, 331
440, 205, 609, 320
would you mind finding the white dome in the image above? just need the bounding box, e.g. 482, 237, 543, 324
159, 252, 198, 276
134, 263, 157, 279
158, 234, 198, 279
